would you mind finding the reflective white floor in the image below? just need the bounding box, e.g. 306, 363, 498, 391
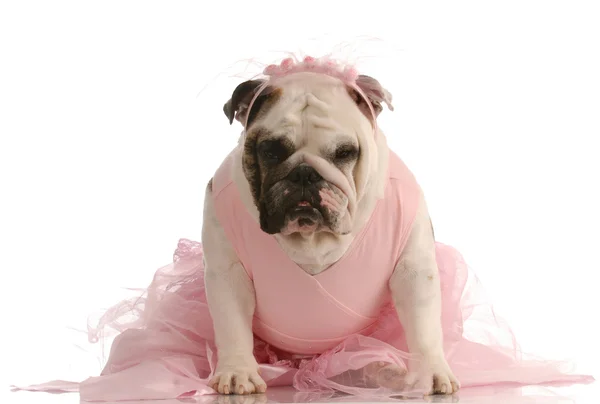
6, 384, 599, 404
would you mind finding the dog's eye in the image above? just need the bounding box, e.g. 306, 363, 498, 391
334, 146, 358, 161
262, 150, 278, 160
258, 140, 288, 163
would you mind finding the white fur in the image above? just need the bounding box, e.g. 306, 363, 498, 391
202, 73, 458, 395
389, 191, 460, 394
202, 181, 266, 394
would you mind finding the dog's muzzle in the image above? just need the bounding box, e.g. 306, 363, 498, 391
285, 165, 324, 225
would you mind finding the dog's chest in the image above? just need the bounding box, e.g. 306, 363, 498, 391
275, 234, 355, 275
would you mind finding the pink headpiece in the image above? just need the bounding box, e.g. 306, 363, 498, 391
244, 55, 379, 133
262, 56, 359, 85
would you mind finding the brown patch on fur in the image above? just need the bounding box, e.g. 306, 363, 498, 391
246, 87, 283, 129
239, 88, 285, 209
346, 86, 381, 124
223, 82, 283, 129
207, 177, 213, 192
242, 127, 269, 207
243, 127, 305, 233
346, 75, 393, 122
250, 131, 297, 191
223, 80, 263, 124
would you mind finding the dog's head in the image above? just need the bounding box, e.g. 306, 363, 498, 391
224, 71, 392, 236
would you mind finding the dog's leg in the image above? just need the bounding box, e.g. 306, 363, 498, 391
388, 192, 459, 395
203, 181, 266, 395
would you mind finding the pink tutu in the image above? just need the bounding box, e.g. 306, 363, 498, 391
13, 239, 594, 401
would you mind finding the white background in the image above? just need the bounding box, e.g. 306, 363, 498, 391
1, 0, 599, 402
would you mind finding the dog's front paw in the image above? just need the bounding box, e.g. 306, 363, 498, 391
405, 356, 460, 396
209, 362, 267, 395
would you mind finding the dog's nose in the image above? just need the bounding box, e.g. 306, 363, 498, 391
288, 165, 322, 185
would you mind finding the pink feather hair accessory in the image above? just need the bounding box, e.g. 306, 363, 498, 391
263, 56, 359, 84
243, 54, 391, 133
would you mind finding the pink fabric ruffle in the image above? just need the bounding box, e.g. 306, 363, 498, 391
13, 239, 594, 401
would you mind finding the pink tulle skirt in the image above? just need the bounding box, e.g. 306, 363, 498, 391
14, 239, 594, 402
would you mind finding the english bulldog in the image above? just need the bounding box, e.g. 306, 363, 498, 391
201, 70, 459, 396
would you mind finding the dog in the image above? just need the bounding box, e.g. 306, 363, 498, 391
201, 68, 459, 396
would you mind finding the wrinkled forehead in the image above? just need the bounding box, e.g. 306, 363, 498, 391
250, 72, 370, 140
267, 72, 356, 113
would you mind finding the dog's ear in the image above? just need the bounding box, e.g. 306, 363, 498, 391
223, 79, 269, 126
350, 75, 394, 118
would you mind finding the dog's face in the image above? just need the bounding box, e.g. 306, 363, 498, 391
224, 72, 392, 236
